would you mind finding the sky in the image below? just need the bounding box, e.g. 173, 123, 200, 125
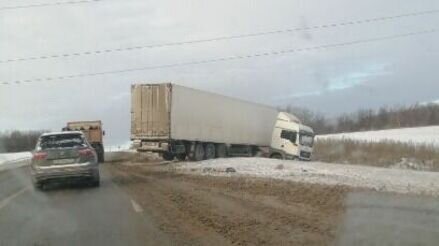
1, 0, 438, 145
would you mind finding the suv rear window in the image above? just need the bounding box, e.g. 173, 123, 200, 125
39, 134, 87, 150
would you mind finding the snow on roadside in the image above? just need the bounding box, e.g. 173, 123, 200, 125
0, 152, 32, 164
0, 152, 32, 171
316, 126, 439, 146
176, 158, 439, 196
105, 142, 133, 152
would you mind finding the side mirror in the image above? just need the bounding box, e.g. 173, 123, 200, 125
103, 130, 106, 136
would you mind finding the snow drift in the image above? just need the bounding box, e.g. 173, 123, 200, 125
176, 157, 439, 196
0, 152, 32, 171
317, 126, 439, 146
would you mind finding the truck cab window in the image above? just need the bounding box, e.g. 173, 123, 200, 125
299, 134, 314, 147
281, 130, 297, 143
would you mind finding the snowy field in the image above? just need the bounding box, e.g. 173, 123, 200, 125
317, 126, 439, 146
176, 158, 439, 196
0, 152, 31, 171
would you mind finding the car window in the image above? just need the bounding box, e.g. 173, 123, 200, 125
39, 134, 87, 150
281, 130, 297, 143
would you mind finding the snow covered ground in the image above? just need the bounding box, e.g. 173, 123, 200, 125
105, 142, 132, 152
317, 126, 439, 146
176, 158, 439, 196
0, 152, 31, 171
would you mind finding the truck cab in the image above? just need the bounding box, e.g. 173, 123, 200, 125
270, 112, 315, 160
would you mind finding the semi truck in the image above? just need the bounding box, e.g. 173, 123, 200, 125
63, 121, 105, 163
131, 83, 314, 161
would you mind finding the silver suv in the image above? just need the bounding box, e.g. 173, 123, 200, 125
30, 131, 100, 189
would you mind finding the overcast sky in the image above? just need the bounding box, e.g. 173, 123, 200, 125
1, 0, 438, 146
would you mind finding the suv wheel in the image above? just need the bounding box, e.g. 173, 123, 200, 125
34, 181, 44, 190
90, 172, 100, 187
91, 177, 100, 187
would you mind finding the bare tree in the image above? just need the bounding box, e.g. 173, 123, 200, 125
0, 130, 47, 153
282, 103, 439, 134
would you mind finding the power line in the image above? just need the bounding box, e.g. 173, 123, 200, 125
1, 9, 438, 64
0, 0, 102, 11
1, 29, 437, 86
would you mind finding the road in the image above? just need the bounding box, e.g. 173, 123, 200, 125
0, 161, 174, 246
0, 157, 346, 246
2, 155, 439, 246
106, 161, 346, 245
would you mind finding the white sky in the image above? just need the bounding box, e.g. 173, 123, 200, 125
1, 0, 438, 145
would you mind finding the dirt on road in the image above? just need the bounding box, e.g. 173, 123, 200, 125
107, 161, 350, 246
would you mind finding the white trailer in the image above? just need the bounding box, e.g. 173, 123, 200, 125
131, 83, 314, 161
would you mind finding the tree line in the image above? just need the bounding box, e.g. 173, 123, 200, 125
2, 103, 439, 152
282, 103, 439, 135
0, 130, 47, 153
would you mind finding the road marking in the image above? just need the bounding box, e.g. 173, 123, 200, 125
0, 187, 29, 211
131, 199, 143, 213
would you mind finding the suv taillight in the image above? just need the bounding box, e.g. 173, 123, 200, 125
79, 148, 94, 157
32, 152, 47, 161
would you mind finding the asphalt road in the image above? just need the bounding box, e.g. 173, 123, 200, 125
0, 162, 173, 246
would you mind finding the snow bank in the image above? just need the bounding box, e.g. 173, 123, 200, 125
176, 158, 439, 196
105, 142, 132, 152
317, 126, 439, 146
0, 152, 32, 171
0, 152, 32, 164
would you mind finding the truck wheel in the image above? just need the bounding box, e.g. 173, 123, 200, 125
270, 153, 283, 159
163, 152, 175, 161
93, 144, 104, 163
216, 144, 227, 158
193, 143, 205, 161
176, 154, 187, 161
98, 152, 105, 163
205, 143, 216, 159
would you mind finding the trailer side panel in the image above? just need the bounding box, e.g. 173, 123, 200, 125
170, 84, 278, 146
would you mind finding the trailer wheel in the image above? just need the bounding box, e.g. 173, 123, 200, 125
193, 143, 205, 161
162, 152, 175, 161
216, 144, 227, 158
176, 154, 187, 161
205, 143, 216, 160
